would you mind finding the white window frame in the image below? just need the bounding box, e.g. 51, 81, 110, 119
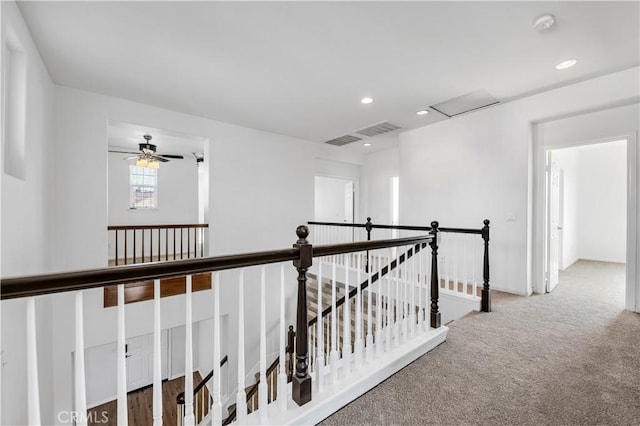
129, 165, 158, 209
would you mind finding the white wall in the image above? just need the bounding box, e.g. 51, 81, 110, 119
107, 152, 199, 226
1, 2, 55, 424
555, 141, 627, 265
362, 147, 399, 226
399, 67, 639, 296
576, 141, 627, 263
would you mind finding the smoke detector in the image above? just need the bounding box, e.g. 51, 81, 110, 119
533, 14, 555, 31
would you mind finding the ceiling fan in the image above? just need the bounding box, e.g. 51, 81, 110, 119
109, 134, 184, 168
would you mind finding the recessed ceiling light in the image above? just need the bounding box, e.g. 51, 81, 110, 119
363, 142, 372, 147
416, 109, 430, 116
555, 59, 577, 70
360, 97, 374, 104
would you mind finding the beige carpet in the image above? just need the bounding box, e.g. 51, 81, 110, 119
320, 260, 640, 425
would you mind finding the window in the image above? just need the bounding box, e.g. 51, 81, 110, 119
129, 165, 157, 209
4, 32, 27, 180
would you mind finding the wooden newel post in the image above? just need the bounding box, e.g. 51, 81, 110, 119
429, 221, 441, 328
292, 225, 312, 405
287, 325, 295, 382
365, 217, 373, 272
481, 219, 492, 312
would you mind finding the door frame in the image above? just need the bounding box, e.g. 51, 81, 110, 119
313, 173, 360, 223
532, 130, 638, 311
544, 153, 561, 292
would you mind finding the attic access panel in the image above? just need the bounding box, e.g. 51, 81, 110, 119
431, 89, 499, 117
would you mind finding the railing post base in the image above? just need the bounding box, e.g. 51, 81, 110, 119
481, 288, 491, 313
430, 312, 441, 329
292, 375, 312, 406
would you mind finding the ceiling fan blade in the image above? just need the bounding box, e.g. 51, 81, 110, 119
154, 156, 170, 163
157, 154, 184, 159
109, 150, 140, 155
123, 156, 139, 160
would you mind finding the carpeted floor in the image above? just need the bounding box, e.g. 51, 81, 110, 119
320, 260, 640, 425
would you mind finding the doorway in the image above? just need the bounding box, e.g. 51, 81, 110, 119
314, 175, 357, 223
545, 141, 628, 293
532, 102, 639, 312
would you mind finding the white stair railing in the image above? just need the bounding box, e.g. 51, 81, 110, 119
4, 222, 474, 426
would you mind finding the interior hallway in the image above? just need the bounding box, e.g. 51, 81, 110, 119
321, 260, 640, 425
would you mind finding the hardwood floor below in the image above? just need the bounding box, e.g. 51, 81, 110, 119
87, 372, 203, 426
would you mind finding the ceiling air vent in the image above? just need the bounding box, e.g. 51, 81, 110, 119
354, 121, 401, 137
430, 89, 499, 118
324, 134, 363, 146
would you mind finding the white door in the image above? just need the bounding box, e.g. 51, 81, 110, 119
125, 334, 153, 391
126, 332, 169, 391
85, 330, 169, 407
344, 181, 354, 223
547, 155, 561, 292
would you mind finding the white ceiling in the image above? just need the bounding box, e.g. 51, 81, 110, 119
18, 1, 640, 152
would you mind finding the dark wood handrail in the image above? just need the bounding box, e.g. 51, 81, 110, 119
308, 242, 428, 327
108, 224, 209, 231
1, 249, 299, 300
1, 235, 433, 300
308, 220, 483, 235
313, 235, 432, 258
176, 355, 228, 405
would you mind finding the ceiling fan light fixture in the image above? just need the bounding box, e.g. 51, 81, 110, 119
136, 158, 148, 168
147, 159, 160, 169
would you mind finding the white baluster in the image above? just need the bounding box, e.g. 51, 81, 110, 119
418, 245, 424, 331
354, 253, 363, 369
343, 254, 352, 375
278, 264, 288, 412
153, 280, 162, 426
446, 234, 452, 291
184, 275, 195, 426
410, 247, 416, 338
393, 249, 400, 348
259, 267, 268, 423
237, 271, 248, 423
211, 273, 222, 425
385, 249, 392, 353
402, 248, 408, 344
116, 284, 128, 425
473, 235, 478, 298
375, 254, 383, 358
454, 234, 459, 293
316, 261, 325, 392
330, 262, 339, 384
309, 324, 314, 379
74, 292, 88, 426
366, 251, 374, 362
26, 298, 41, 426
